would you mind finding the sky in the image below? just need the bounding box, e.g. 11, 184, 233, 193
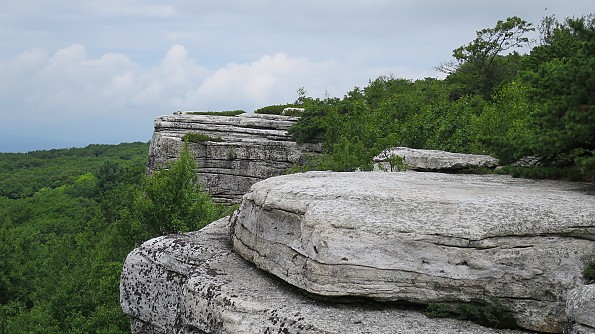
0, 1, 593, 152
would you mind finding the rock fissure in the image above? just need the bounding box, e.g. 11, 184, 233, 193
259, 206, 306, 218
197, 169, 262, 179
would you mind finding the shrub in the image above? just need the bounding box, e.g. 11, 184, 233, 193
282, 108, 305, 116
585, 254, 595, 284
376, 154, 409, 172
226, 147, 237, 160
284, 154, 321, 174
426, 301, 516, 329
255, 104, 301, 115
495, 166, 583, 181
426, 303, 452, 318
254, 104, 285, 115
182, 133, 224, 143
133, 145, 228, 237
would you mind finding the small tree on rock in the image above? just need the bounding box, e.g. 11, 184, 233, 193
133, 144, 224, 239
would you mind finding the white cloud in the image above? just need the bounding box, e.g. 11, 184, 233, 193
181, 53, 336, 110
14, 45, 140, 117
0, 43, 383, 151
0, 42, 458, 126
1, 0, 593, 151
105, 71, 135, 96
159, 45, 209, 87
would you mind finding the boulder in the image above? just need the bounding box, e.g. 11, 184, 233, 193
120, 217, 532, 334
373, 147, 499, 171
147, 113, 320, 204
565, 285, 595, 333
231, 171, 595, 333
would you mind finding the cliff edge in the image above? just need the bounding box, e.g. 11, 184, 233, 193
147, 112, 320, 204
121, 171, 595, 333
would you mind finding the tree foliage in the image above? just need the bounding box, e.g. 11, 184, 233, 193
0, 145, 145, 334
287, 15, 594, 179
451, 16, 534, 69
0, 142, 230, 333
132, 145, 227, 238
520, 16, 595, 173
0, 142, 148, 199
440, 16, 534, 99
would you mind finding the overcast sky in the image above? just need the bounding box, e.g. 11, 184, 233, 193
1, 1, 593, 152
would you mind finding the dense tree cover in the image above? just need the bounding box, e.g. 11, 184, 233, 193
0, 143, 149, 199
519, 16, 595, 173
439, 16, 534, 100
288, 15, 594, 179
0, 143, 231, 333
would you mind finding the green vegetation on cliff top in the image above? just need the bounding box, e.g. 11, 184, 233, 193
285, 15, 594, 179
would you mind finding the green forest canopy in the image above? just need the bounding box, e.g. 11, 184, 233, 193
0, 143, 231, 333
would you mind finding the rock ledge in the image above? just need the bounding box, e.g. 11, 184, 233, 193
231, 171, 595, 333
147, 113, 320, 203
374, 147, 499, 171
120, 217, 531, 334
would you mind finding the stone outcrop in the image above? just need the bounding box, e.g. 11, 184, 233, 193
374, 147, 499, 171
565, 285, 595, 333
120, 217, 532, 334
147, 112, 320, 204
231, 171, 595, 333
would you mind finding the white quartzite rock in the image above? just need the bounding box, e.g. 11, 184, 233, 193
120, 217, 531, 334
374, 147, 499, 171
147, 113, 320, 204
565, 284, 595, 333
231, 171, 595, 333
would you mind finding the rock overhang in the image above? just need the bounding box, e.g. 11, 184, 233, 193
234, 171, 594, 241
121, 217, 536, 334
230, 171, 595, 332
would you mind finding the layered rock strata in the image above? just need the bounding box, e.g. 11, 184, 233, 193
120, 217, 532, 334
231, 171, 595, 333
147, 112, 320, 204
374, 147, 499, 171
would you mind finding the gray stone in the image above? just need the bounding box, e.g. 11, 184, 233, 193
566, 285, 595, 333
373, 147, 499, 171
565, 324, 595, 334
147, 112, 320, 204
120, 217, 532, 334
231, 171, 595, 333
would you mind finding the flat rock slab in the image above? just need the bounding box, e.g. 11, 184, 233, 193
231, 172, 595, 333
373, 147, 499, 171
120, 217, 531, 334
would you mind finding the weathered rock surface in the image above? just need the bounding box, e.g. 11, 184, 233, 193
374, 147, 499, 171
120, 217, 532, 334
147, 112, 320, 204
565, 285, 595, 333
231, 171, 595, 333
